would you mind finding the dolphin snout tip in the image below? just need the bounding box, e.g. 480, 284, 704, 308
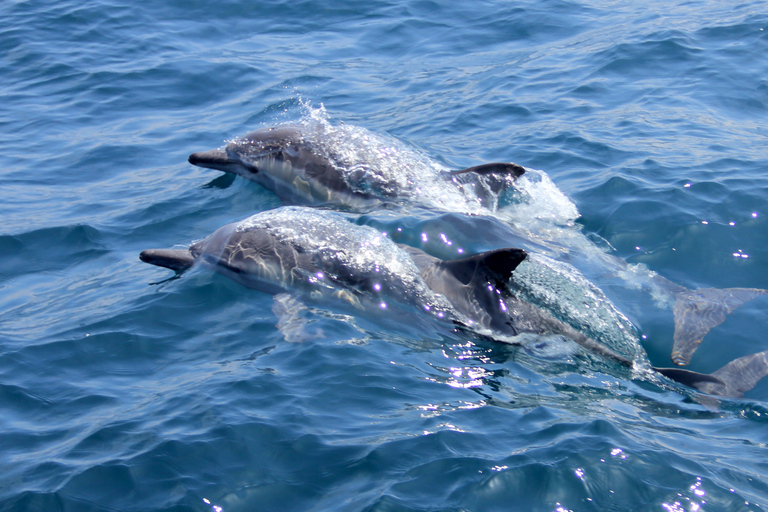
187, 149, 237, 173
188, 151, 208, 166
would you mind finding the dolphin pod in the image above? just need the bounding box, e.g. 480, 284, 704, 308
140, 207, 768, 398
140, 120, 768, 397
186, 122, 768, 369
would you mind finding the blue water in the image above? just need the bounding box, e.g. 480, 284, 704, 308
2, 0, 768, 510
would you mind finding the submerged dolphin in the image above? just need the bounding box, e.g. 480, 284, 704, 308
189, 124, 525, 210
189, 122, 767, 367
140, 207, 768, 398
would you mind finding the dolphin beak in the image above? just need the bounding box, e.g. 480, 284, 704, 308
189, 149, 249, 174
139, 248, 195, 272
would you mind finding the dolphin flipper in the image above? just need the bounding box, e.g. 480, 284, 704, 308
671, 287, 768, 365
139, 249, 196, 272
272, 293, 325, 343
655, 350, 768, 398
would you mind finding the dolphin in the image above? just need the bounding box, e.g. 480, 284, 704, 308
188, 124, 525, 210
140, 207, 768, 398
141, 207, 459, 320
188, 121, 767, 367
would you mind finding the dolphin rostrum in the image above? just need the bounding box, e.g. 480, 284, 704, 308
140, 207, 768, 398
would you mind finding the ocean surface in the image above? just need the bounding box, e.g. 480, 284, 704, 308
2, 0, 768, 510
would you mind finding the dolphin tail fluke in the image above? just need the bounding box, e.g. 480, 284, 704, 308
654, 350, 768, 398
139, 249, 196, 272
671, 287, 768, 365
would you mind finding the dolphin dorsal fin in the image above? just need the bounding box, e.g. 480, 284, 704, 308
441, 248, 527, 286
450, 162, 526, 180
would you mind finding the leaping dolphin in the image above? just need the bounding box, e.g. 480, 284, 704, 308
140, 207, 768, 398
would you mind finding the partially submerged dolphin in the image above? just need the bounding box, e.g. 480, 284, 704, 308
140, 207, 768, 398
189, 124, 525, 210
189, 122, 767, 367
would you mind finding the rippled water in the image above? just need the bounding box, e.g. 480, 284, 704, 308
2, 0, 768, 511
